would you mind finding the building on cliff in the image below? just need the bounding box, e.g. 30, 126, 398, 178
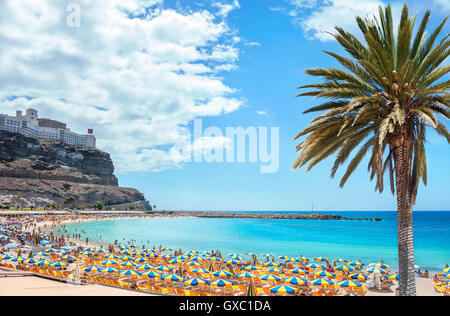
0, 108, 96, 148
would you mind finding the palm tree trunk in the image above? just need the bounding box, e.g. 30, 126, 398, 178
393, 143, 416, 296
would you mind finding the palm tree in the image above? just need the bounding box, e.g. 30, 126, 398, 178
294, 4, 449, 296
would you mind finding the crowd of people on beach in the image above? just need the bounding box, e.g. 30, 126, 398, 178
1, 214, 449, 296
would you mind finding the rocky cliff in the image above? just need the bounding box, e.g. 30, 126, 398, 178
0, 130, 148, 209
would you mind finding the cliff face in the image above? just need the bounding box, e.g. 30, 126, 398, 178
0, 131, 117, 185
0, 130, 148, 208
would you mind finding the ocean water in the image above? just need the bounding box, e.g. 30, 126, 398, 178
60, 211, 450, 272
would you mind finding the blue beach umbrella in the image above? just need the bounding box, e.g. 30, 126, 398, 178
212, 270, 232, 278
270, 285, 296, 295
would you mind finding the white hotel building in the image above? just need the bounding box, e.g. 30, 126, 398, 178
0, 109, 96, 148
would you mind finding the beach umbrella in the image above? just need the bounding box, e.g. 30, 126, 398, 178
283, 276, 308, 286
260, 274, 281, 282
101, 260, 118, 266
10, 257, 25, 263
442, 273, 450, 278
119, 270, 141, 277
33, 252, 49, 257
246, 281, 257, 296
229, 254, 244, 261
347, 261, 364, 267
336, 265, 355, 273
61, 255, 76, 261
185, 261, 201, 267
246, 253, 258, 256
278, 256, 289, 260
134, 257, 147, 263
105, 254, 119, 259
85, 247, 96, 252
244, 265, 259, 271
169, 258, 185, 264
146, 253, 159, 259
208, 257, 222, 262
265, 267, 283, 273
23, 258, 38, 265
100, 267, 119, 274
142, 271, 162, 279
263, 262, 279, 267
83, 266, 101, 272
210, 279, 234, 288
236, 272, 258, 280
314, 257, 327, 262
184, 278, 209, 286
310, 278, 335, 286
442, 268, 450, 273
192, 268, 210, 274
80, 251, 93, 257
261, 253, 274, 258
162, 274, 184, 282
335, 258, 347, 263
212, 270, 232, 278
335, 292, 360, 296
366, 267, 387, 275
285, 257, 299, 263
270, 285, 297, 295
224, 259, 240, 265
386, 274, 399, 281
306, 263, 322, 270
136, 264, 154, 271
291, 268, 309, 275
120, 261, 137, 268
376, 263, 390, 269
350, 273, 370, 281
338, 280, 362, 288
51, 262, 68, 268
36, 260, 53, 266
191, 257, 204, 263
0, 254, 12, 260
156, 265, 173, 272
161, 248, 172, 252
314, 270, 336, 278
120, 256, 134, 261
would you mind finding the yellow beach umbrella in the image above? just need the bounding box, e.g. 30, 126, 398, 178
270, 285, 297, 295
210, 279, 234, 288
283, 277, 308, 286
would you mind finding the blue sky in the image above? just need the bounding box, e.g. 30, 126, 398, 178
0, 0, 448, 211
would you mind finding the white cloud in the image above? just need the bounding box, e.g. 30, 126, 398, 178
433, 0, 450, 10
213, 0, 240, 17
256, 110, 268, 116
0, 0, 244, 173
283, 0, 401, 42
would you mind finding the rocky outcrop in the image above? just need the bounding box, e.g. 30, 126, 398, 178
0, 130, 149, 209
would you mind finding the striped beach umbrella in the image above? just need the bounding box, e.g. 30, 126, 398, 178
246, 281, 257, 296
120, 261, 137, 268
210, 279, 234, 288
101, 260, 118, 266
224, 259, 240, 265
142, 271, 162, 279
51, 262, 68, 268
386, 273, 399, 281
119, 270, 141, 277
192, 268, 210, 274
11, 257, 25, 262
0, 254, 12, 260
83, 266, 101, 272
376, 263, 390, 269
270, 285, 297, 295
265, 267, 283, 273
244, 265, 259, 271
185, 261, 201, 267
229, 254, 244, 261
291, 268, 309, 275
314, 257, 327, 262
120, 256, 134, 261
442, 268, 450, 273
146, 253, 159, 259
184, 278, 209, 286
336, 265, 355, 273
134, 257, 147, 263
36, 260, 53, 266
80, 251, 93, 257
105, 254, 119, 259
100, 267, 119, 274
162, 274, 184, 282
306, 263, 322, 270
442, 273, 450, 278
61, 255, 76, 261
283, 277, 308, 286
285, 257, 299, 263
335, 292, 360, 296
366, 267, 387, 275
310, 278, 335, 286
314, 270, 336, 278
136, 263, 154, 271
347, 261, 364, 267
338, 280, 362, 288
236, 272, 258, 280
278, 256, 289, 260
156, 265, 173, 272
260, 274, 281, 282
212, 270, 232, 278
23, 258, 38, 265
264, 262, 279, 267
350, 273, 370, 281
33, 252, 49, 257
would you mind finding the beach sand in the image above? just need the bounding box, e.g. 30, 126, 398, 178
0, 275, 154, 296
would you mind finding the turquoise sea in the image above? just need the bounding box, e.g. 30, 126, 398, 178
60, 211, 450, 272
